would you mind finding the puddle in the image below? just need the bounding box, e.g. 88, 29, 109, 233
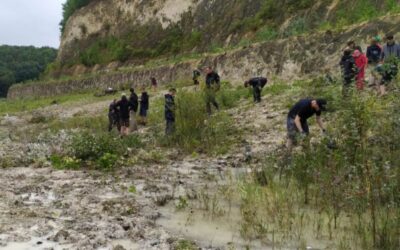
157, 205, 267, 249
157, 203, 335, 250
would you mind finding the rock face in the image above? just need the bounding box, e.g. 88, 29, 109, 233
57, 0, 355, 65
59, 0, 201, 63
8, 15, 400, 99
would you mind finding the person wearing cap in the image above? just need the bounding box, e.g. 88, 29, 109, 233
366, 36, 383, 88
353, 49, 368, 91
165, 88, 177, 135
286, 98, 327, 149
381, 34, 400, 61
244, 77, 268, 103
116, 93, 132, 136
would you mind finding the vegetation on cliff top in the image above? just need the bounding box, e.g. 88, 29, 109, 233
58, 0, 400, 69
60, 0, 92, 33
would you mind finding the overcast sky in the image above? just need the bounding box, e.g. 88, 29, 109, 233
0, 0, 65, 48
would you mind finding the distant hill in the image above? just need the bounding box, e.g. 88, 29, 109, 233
0, 45, 57, 97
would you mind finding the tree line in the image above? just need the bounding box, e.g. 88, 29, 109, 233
0, 45, 57, 97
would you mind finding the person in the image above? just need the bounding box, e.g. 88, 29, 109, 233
378, 34, 400, 96
193, 69, 201, 86
139, 89, 149, 125
340, 48, 358, 96
129, 88, 139, 132
347, 41, 356, 52
116, 93, 132, 136
204, 66, 220, 115
381, 34, 400, 61
366, 36, 383, 88
375, 61, 398, 96
108, 99, 121, 132
286, 99, 327, 150
165, 88, 176, 135
353, 49, 368, 90
150, 77, 158, 90
244, 77, 268, 103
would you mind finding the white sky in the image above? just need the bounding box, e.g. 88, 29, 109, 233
0, 0, 65, 48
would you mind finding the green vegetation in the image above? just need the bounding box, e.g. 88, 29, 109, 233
60, 0, 400, 69
156, 83, 246, 155
174, 240, 197, 250
78, 26, 204, 67
0, 91, 115, 116
0, 45, 57, 97
50, 132, 142, 170
60, 0, 92, 33
35, 81, 249, 171
236, 79, 400, 249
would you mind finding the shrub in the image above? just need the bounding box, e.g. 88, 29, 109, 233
50, 131, 142, 170
168, 88, 241, 155
50, 155, 81, 170
96, 153, 118, 170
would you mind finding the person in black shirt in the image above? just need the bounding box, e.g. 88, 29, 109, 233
339, 49, 358, 96
108, 99, 121, 132
165, 88, 176, 135
139, 89, 149, 126
129, 88, 139, 132
204, 66, 220, 115
366, 36, 383, 89
245, 77, 268, 103
150, 77, 158, 90
116, 94, 132, 136
287, 98, 327, 149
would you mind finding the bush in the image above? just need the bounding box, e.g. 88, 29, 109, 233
50, 131, 142, 170
166, 87, 242, 155
96, 153, 118, 171
50, 155, 81, 170
286, 89, 400, 248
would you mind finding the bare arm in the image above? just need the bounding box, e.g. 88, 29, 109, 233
294, 115, 304, 133
316, 116, 325, 131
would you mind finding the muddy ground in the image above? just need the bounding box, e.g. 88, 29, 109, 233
0, 94, 290, 250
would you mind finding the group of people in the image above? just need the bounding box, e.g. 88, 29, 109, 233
287, 34, 400, 151
340, 34, 399, 96
108, 87, 149, 136
106, 33, 399, 150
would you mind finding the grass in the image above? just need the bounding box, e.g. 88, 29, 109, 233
0, 91, 119, 116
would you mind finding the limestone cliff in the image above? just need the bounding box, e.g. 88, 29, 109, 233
59, 0, 379, 68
